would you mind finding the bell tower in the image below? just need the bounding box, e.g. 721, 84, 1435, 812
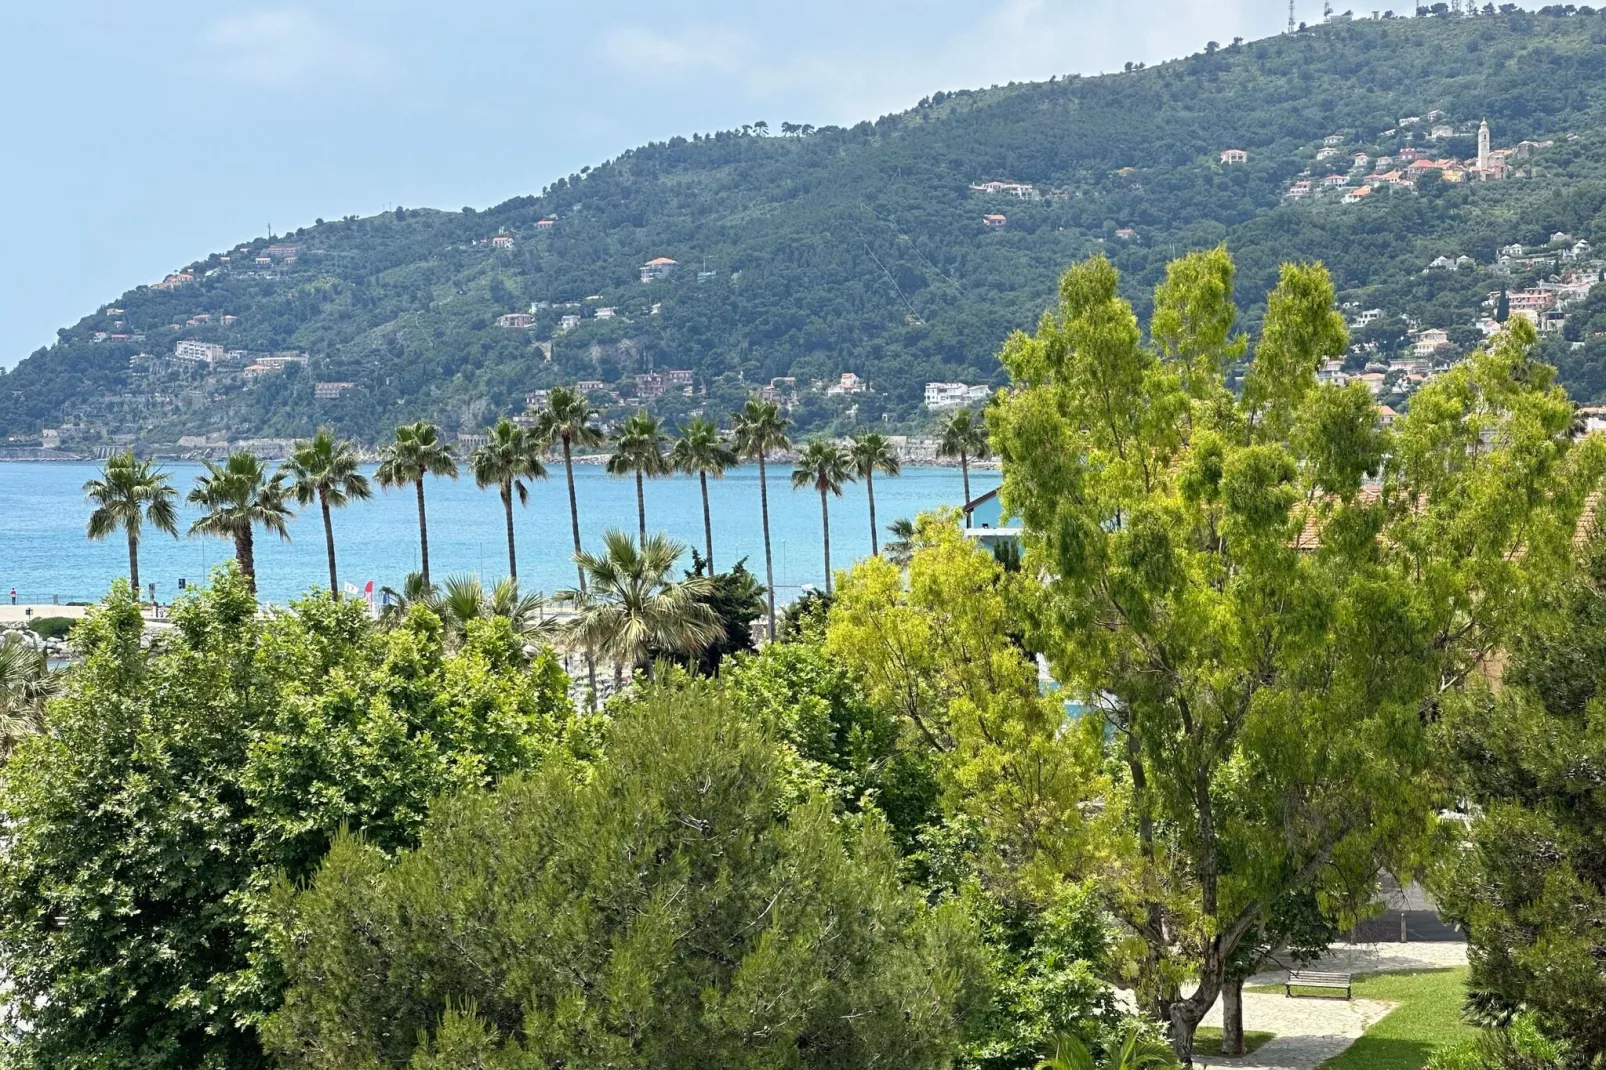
1478, 119, 1491, 171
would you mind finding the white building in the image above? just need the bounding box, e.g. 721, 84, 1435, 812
925, 382, 992, 410
1413, 329, 1451, 358
174, 340, 225, 364
826, 372, 867, 396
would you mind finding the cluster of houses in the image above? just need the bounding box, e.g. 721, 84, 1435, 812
1278, 120, 1552, 203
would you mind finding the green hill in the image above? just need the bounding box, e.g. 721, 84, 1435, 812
9, 7, 1606, 447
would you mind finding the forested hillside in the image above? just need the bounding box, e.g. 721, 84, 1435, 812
9, 6, 1606, 446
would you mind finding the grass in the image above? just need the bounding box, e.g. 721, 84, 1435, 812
1318, 968, 1476, 1070
1193, 1027, 1275, 1057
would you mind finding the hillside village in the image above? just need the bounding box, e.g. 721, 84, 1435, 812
8, 6, 1606, 454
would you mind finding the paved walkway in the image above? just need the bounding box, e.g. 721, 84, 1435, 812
1198, 942, 1467, 1070
1193, 992, 1396, 1070
1114, 942, 1468, 1070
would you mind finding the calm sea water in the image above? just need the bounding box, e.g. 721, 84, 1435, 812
0, 462, 997, 607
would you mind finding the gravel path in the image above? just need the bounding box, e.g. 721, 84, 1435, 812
1193, 993, 1397, 1070
1193, 941, 1468, 1070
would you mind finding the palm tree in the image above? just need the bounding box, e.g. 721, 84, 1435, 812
378, 570, 435, 626
606, 410, 670, 543
1034, 1033, 1095, 1070
186, 451, 294, 595
732, 397, 791, 641
376, 421, 457, 588
434, 574, 560, 648
791, 439, 854, 595
884, 517, 918, 567
84, 451, 179, 599
282, 429, 373, 597
849, 432, 901, 556
558, 530, 721, 682
0, 634, 58, 761
469, 418, 546, 583
534, 386, 605, 591
669, 415, 737, 570
937, 407, 991, 514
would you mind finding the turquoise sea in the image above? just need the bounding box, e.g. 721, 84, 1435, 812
0, 462, 998, 607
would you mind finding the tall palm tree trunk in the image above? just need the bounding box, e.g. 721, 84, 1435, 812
865, 470, 879, 555
414, 478, 432, 588
960, 450, 972, 514
634, 470, 646, 544
501, 481, 518, 581
699, 470, 714, 571
758, 451, 776, 641
321, 490, 339, 597
127, 531, 141, 599
819, 487, 833, 596
234, 528, 258, 595
563, 437, 584, 591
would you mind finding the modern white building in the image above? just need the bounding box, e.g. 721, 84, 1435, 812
925, 382, 992, 410
174, 340, 225, 364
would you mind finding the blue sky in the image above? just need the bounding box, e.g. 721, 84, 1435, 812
3, 0, 1345, 366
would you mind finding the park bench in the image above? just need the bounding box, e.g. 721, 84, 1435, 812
1285, 970, 1353, 999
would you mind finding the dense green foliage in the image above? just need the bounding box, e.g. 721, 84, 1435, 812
988, 246, 1601, 1058
1433, 534, 1606, 1061
14, 10, 1606, 442
0, 571, 584, 1069
264, 683, 989, 1069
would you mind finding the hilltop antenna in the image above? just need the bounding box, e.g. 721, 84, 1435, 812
1288, 0, 1296, 33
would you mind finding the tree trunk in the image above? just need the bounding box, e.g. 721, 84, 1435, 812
820, 487, 833, 595
700, 470, 714, 572
127, 529, 141, 600
502, 481, 518, 582
321, 490, 338, 597
587, 649, 598, 711
960, 451, 972, 515
1169, 943, 1233, 1065
635, 469, 646, 544
415, 477, 432, 588
235, 528, 257, 595
1221, 976, 1246, 1057
758, 451, 776, 641
866, 470, 879, 555
563, 437, 585, 591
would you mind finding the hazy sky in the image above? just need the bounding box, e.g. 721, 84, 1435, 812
2, 0, 1369, 365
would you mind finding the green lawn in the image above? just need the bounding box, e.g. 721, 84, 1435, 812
1316, 968, 1476, 1070
1193, 1027, 1275, 1057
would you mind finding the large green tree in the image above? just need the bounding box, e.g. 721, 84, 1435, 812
83, 451, 179, 599
187, 450, 295, 595
282, 429, 372, 597
264, 682, 988, 1069
0, 571, 583, 1070
987, 249, 1600, 1059
1433, 531, 1606, 1061
376, 421, 458, 588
